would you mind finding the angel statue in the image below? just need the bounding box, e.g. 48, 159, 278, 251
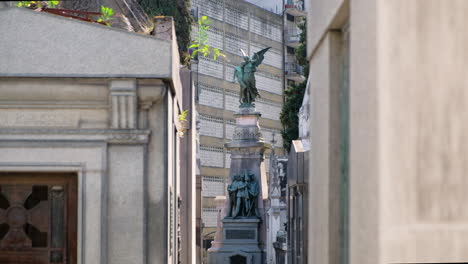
233, 47, 271, 106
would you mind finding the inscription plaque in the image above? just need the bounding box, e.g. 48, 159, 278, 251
225, 229, 255, 240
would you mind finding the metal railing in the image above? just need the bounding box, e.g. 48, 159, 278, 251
285, 62, 304, 76
285, 29, 301, 43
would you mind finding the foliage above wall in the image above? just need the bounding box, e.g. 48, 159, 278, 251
139, 0, 193, 64
16, 1, 115, 27
190, 16, 225, 61
280, 19, 308, 151
16, 1, 59, 8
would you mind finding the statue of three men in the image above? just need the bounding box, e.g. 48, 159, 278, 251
226, 171, 260, 218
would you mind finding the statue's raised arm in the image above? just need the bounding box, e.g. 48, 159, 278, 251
252, 47, 271, 67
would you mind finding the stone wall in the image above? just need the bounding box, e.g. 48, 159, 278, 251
307, 0, 468, 263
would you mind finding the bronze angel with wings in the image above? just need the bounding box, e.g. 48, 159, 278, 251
233, 47, 271, 106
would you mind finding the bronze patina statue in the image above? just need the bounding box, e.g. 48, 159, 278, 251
226, 170, 260, 218
233, 47, 271, 106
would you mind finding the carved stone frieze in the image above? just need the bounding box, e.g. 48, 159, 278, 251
233, 126, 263, 141
0, 128, 150, 144
229, 147, 266, 159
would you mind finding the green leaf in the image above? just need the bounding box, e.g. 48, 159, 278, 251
16, 1, 31, 7
178, 110, 189, 122
47, 0, 59, 7
98, 5, 114, 25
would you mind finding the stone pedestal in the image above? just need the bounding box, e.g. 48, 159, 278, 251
208, 218, 263, 263
208, 105, 269, 264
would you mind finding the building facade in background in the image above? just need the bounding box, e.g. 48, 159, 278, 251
190, 0, 285, 260
284, 0, 306, 89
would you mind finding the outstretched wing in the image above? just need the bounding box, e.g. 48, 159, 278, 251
240, 48, 248, 57
252, 47, 271, 67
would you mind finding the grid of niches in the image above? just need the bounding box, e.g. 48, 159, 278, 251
201, 207, 218, 227
250, 17, 282, 42
225, 64, 236, 83
201, 176, 226, 197
225, 32, 249, 55
225, 4, 249, 30
206, 27, 223, 50
251, 43, 283, 68
225, 151, 231, 169
256, 98, 283, 120
198, 84, 224, 109
192, 0, 282, 43
197, 81, 283, 119
225, 119, 236, 140
256, 71, 283, 94
224, 90, 241, 112
198, 56, 224, 79
224, 90, 283, 120
196, 0, 223, 21
199, 115, 224, 138
193, 24, 282, 63
199, 145, 224, 168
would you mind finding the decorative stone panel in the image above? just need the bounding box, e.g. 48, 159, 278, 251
109, 79, 137, 129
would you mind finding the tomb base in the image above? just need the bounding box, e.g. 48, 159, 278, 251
208, 218, 263, 264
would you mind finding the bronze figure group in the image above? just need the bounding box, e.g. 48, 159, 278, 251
226, 171, 260, 218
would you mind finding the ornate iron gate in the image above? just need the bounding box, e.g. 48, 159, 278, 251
0, 173, 77, 264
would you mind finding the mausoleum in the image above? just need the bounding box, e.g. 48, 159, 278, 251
0, 7, 194, 264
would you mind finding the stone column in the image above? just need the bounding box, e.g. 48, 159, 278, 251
208, 105, 270, 264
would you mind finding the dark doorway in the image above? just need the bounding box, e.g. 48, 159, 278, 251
0, 173, 77, 264
230, 254, 247, 264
